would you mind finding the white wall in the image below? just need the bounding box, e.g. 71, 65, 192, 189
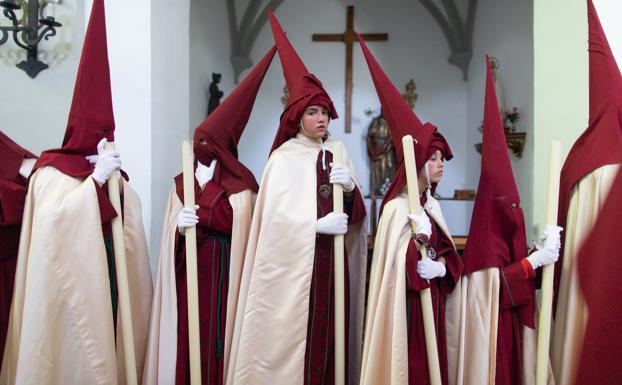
595, 0, 622, 62
106, 0, 152, 249
466, 0, 534, 235
150, 0, 191, 262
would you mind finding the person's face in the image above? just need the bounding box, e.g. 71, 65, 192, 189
300, 105, 329, 139
427, 149, 444, 184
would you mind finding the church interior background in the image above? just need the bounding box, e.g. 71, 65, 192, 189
2, 0, 621, 269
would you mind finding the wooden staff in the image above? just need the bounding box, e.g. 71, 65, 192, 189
104, 142, 137, 385
402, 135, 442, 385
182, 140, 202, 385
536, 140, 561, 385
332, 142, 346, 385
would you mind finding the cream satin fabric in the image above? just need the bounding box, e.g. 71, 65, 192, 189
445, 269, 500, 385
360, 193, 455, 385
551, 164, 619, 385
1, 166, 152, 385
226, 136, 367, 385
141, 187, 255, 385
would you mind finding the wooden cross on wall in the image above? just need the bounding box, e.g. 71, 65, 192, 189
312, 6, 388, 133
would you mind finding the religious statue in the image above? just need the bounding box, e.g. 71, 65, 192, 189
207, 72, 223, 115
367, 109, 397, 197
489, 57, 506, 116
281, 85, 289, 106
402, 79, 418, 109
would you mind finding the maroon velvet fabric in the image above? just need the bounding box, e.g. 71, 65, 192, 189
494, 260, 537, 385
268, 12, 338, 154
193, 46, 276, 195
0, 131, 35, 181
404, 197, 462, 385
573, 169, 622, 384
0, 132, 36, 364
35, 0, 116, 179
303, 151, 366, 385
356, 36, 453, 214
174, 175, 234, 385
554, 0, 622, 310
0, 177, 29, 365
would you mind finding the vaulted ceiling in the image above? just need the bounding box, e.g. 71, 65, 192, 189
226, 0, 477, 82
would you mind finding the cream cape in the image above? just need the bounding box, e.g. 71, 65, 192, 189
141, 186, 255, 385
226, 136, 367, 385
359, 193, 455, 385
551, 164, 619, 385
0, 166, 152, 385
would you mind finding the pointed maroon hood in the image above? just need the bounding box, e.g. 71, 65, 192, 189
357, 34, 451, 212
35, 0, 115, 178
463, 56, 533, 327
268, 10, 337, 154
554, 0, 622, 304
193, 46, 277, 194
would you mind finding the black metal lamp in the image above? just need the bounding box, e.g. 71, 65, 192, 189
0, 0, 62, 78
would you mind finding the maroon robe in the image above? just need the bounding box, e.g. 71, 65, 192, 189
303, 151, 366, 385
405, 196, 463, 385
173, 174, 234, 385
495, 257, 536, 385
0, 175, 29, 360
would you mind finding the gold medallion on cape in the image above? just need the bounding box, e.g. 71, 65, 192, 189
318, 184, 332, 199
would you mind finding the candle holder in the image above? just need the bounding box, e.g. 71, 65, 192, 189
0, 0, 62, 78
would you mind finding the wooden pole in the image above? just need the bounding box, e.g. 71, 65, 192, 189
402, 135, 442, 385
182, 140, 202, 385
332, 142, 346, 385
104, 142, 137, 385
536, 140, 561, 385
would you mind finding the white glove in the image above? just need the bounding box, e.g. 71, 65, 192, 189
329, 163, 355, 192
408, 211, 432, 241
535, 224, 563, 250
85, 154, 98, 165
177, 205, 199, 235
527, 248, 559, 270
417, 258, 446, 279
90, 138, 121, 186
316, 212, 348, 235
528, 224, 562, 270
18, 158, 36, 178
195, 159, 216, 189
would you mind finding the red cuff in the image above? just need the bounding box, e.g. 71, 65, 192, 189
521, 258, 536, 279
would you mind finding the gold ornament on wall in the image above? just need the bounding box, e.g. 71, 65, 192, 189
402, 79, 418, 109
